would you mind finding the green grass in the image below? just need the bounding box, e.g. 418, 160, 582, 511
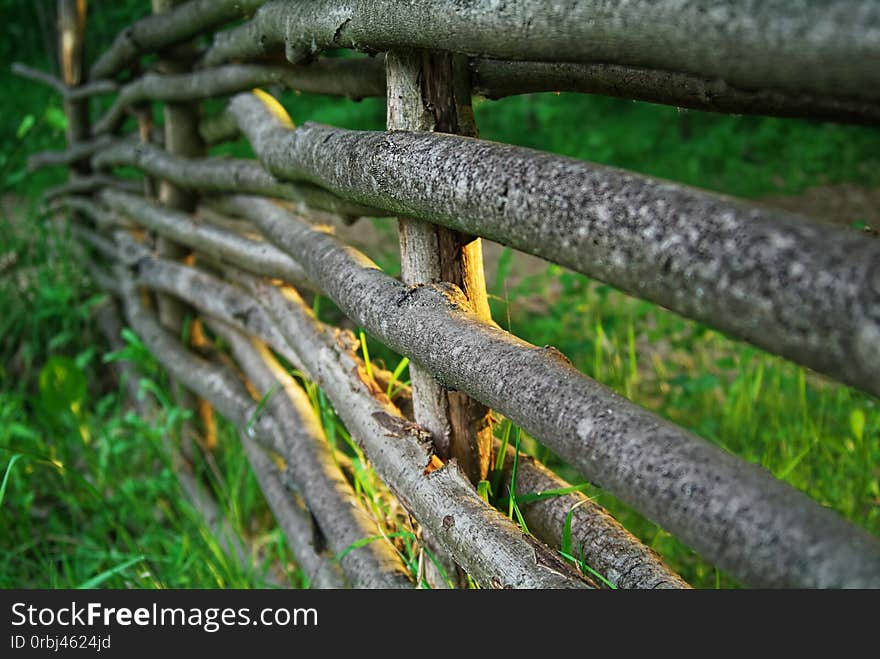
2, 2, 878, 588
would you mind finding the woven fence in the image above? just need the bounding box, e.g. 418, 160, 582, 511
16, 0, 880, 589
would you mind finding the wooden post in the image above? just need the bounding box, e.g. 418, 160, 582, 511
386, 50, 493, 485
57, 0, 89, 176
386, 50, 494, 588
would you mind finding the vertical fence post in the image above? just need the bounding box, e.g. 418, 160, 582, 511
386, 50, 494, 588
150, 0, 214, 451
386, 51, 494, 486
57, 0, 89, 177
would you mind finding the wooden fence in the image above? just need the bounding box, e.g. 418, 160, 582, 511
16, 0, 880, 589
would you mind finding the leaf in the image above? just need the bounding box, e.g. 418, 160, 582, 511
44, 106, 68, 132
0, 454, 23, 507
850, 409, 866, 444
16, 114, 35, 140
77, 555, 146, 589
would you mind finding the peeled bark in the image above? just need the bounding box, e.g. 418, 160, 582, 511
386, 51, 492, 485
204, 0, 880, 101
57, 0, 90, 176
229, 91, 880, 399
91, 0, 266, 79
217, 193, 880, 589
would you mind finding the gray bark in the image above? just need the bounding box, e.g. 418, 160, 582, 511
386, 50, 493, 486
220, 194, 880, 588
199, 111, 241, 145
91, 0, 266, 79
204, 0, 880, 101
236, 274, 593, 588
11, 62, 117, 101
92, 139, 380, 219
116, 268, 410, 589
95, 60, 385, 135
471, 59, 880, 126
99, 189, 311, 291
29, 135, 114, 172
235, 421, 348, 588
212, 324, 414, 589
496, 441, 689, 590
229, 91, 880, 399
43, 175, 143, 201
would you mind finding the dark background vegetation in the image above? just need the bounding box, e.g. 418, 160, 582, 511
1, 0, 877, 588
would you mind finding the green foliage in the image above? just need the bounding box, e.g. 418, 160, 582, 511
2, 0, 878, 590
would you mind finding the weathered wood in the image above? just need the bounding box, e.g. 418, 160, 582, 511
495, 441, 689, 590
11, 62, 117, 101
214, 193, 880, 589
97, 189, 311, 290
94, 60, 385, 135
92, 139, 378, 218
229, 91, 880, 399
91, 0, 266, 79
116, 267, 410, 589
57, 0, 90, 176
386, 51, 492, 485
120, 242, 689, 589
205, 0, 880, 101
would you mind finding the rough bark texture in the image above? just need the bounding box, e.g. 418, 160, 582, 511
117, 269, 410, 589
470, 59, 880, 126
92, 139, 378, 219
387, 51, 492, 486
234, 421, 348, 588
205, 0, 880, 101
495, 441, 689, 590
91, 0, 265, 79
215, 326, 414, 589
221, 194, 880, 589
95, 60, 385, 135
99, 189, 311, 290
229, 91, 880, 399
240, 277, 593, 589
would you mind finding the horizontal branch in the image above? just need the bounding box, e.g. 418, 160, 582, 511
97, 190, 311, 290
95, 60, 386, 135
29, 135, 114, 172
208, 192, 880, 588
199, 111, 241, 145
213, 323, 413, 588
496, 441, 689, 589
91, 0, 266, 80
115, 268, 411, 589
11, 62, 117, 100
235, 420, 348, 588
235, 276, 593, 588
205, 0, 880, 101
92, 139, 380, 219
43, 175, 143, 201
230, 91, 880, 399
471, 59, 880, 126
